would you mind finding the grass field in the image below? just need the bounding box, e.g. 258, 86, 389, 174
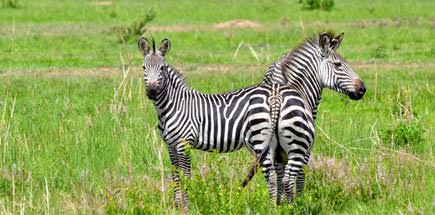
1, 0, 434, 214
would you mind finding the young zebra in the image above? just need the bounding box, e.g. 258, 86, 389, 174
242, 32, 366, 204
139, 37, 289, 209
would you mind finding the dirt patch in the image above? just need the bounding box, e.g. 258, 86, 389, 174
93, 1, 112, 6
149, 20, 263, 33
0, 23, 106, 37
0, 67, 141, 78
148, 17, 432, 33
353, 61, 435, 70
351, 17, 425, 29
1, 61, 433, 78
180, 64, 263, 74
148, 25, 205, 32
212, 20, 263, 30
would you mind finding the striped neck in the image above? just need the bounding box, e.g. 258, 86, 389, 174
263, 40, 323, 116
153, 65, 191, 111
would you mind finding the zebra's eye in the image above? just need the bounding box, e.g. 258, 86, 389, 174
333, 61, 342, 68
160, 65, 165, 70
142, 65, 146, 69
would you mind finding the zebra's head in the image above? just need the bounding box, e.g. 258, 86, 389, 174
138, 37, 171, 100
317, 32, 366, 100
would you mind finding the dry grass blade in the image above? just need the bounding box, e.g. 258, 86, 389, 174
317, 125, 361, 166
232, 41, 244, 60
248, 45, 259, 62
1, 95, 16, 166
110, 53, 131, 117
44, 177, 50, 215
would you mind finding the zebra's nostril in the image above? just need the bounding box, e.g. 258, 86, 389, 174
148, 80, 158, 89
358, 82, 366, 94
354, 79, 366, 95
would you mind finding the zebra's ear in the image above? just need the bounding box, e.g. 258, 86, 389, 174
331, 32, 344, 51
319, 32, 331, 57
159, 38, 171, 56
138, 37, 150, 56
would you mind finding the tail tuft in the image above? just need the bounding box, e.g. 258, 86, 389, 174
241, 161, 258, 187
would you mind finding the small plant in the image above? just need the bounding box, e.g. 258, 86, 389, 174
372, 45, 388, 59
2, 0, 18, 8
381, 87, 424, 147
114, 9, 155, 43
381, 121, 424, 147
299, 0, 334, 11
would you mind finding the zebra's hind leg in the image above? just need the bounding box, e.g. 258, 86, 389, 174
283, 158, 303, 204
296, 169, 305, 195
260, 153, 278, 203
275, 162, 285, 205
296, 151, 310, 195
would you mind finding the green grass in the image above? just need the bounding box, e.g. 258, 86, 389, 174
0, 0, 434, 70
1, 0, 434, 214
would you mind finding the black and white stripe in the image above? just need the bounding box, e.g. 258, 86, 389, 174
139, 37, 285, 209
244, 32, 366, 204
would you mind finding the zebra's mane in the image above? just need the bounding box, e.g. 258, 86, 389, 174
280, 31, 336, 64
165, 63, 190, 89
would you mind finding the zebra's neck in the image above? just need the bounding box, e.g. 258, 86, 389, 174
263, 41, 323, 118
153, 65, 192, 115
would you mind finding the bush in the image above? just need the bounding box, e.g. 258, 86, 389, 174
2, 0, 18, 8
381, 121, 424, 147
372, 45, 388, 59
299, 0, 334, 11
114, 10, 155, 43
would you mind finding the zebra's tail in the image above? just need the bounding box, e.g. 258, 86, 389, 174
242, 84, 282, 187
241, 160, 258, 187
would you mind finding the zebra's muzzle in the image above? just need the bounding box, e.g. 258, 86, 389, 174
349, 79, 366, 100
147, 81, 159, 100
147, 89, 158, 100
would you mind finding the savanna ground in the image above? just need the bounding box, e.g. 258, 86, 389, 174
0, 0, 434, 214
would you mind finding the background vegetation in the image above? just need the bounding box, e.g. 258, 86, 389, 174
0, 0, 434, 214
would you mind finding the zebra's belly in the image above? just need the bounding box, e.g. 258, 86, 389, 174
194, 135, 245, 153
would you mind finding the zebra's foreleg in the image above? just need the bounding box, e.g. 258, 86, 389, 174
176, 140, 192, 178
168, 143, 189, 210
174, 140, 191, 209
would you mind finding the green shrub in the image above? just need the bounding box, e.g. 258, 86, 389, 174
2, 0, 18, 8
381, 121, 424, 147
114, 10, 155, 43
299, 0, 334, 11
372, 45, 388, 59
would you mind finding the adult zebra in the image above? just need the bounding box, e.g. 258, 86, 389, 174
138, 37, 295, 209
242, 32, 366, 204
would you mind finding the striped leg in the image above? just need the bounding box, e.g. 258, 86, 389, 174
283, 157, 303, 204
260, 153, 277, 203
176, 141, 192, 178
168, 143, 190, 210
275, 162, 285, 204
296, 152, 310, 195
296, 170, 305, 195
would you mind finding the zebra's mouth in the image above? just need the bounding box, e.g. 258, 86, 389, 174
147, 89, 158, 100
349, 79, 366, 100
348, 90, 365, 100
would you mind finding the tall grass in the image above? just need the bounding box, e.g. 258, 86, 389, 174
1, 66, 434, 214
0, 0, 434, 214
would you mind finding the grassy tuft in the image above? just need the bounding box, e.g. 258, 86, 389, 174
2, 0, 18, 8
114, 9, 155, 43
299, 0, 334, 11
